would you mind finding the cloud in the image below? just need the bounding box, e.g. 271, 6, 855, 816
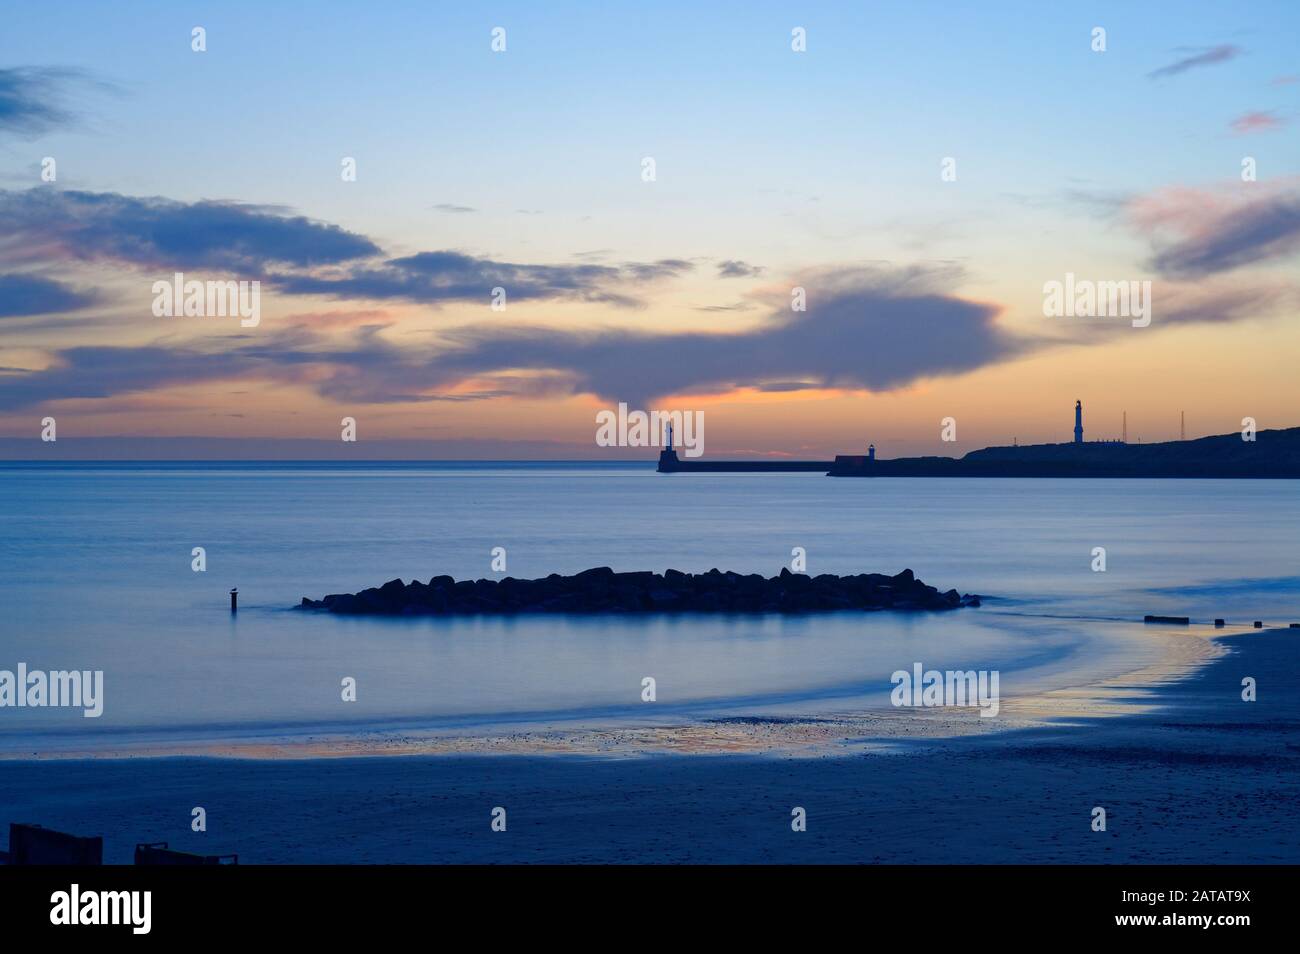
1061, 188, 1131, 215
0, 330, 531, 410
409, 265, 1021, 404
0, 188, 701, 310
0, 273, 97, 317
432, 203, 476, 213
753, 381, 822, 393
0, 345, 272, 410
1230, 111, 1283, 134
0, 67, 86, 137
279, 308, 395, 330
1131, 187, 1300, 277
1147, 44, 1241, 79
694, 301, 756, 313
0, 266, 1024, 410
621, 259, 692, 280
276, 252, 693, 308
409, 263, 1293, 403
1157, 280, 1299, 325
717, 260, 764, 278
0, 188, 381, 272
1049, 278, 1297, 341
11, 256, 1291, 413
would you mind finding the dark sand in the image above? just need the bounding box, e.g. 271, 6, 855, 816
2, 629, 1296, 864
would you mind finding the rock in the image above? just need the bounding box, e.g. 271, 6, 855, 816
296, 567, 981, 617
646, 588, 681, 608
328, 594, 362, 614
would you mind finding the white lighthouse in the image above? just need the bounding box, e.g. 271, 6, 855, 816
1074, 400, 1084, 444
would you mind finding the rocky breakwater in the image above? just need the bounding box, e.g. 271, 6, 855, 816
297, 567, 981, 616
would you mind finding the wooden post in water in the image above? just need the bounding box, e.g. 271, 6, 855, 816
230, 587, 238, 613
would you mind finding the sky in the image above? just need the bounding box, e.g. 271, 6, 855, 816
1, 1, 1298, 458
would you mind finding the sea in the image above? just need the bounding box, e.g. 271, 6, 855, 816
1, 461, 1296, 752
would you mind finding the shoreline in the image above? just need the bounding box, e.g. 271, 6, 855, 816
0, 628, 1292, 863
6, 615, 1227, 762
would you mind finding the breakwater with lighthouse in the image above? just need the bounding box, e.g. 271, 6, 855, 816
658, 403, 1300, 478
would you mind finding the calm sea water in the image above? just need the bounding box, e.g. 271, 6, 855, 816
1, 462, 1296, 750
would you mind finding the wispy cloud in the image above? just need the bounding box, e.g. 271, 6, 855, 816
0, 345, 273, 410
0, 67, 92, 137
0, 266, 1023, 410
0, 189, 380, 272
1230, 110, 1284, 134
1147, 44, 1242, 79
0, 273, 97, 317
694, 301, 756, 313
1061, 187, 1131, 215
379, 265, 1023, 405
0, 188, 695, 310
717, 260, 764, 278
1129, 184, 1300, 276
9, 252, 1293, 413
276, 252, 693, 309
431, 203, 476, 214
1156, 280, 1298, 325
1050, 279, 1297, 341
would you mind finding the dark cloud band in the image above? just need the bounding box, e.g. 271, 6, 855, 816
0, 189, 380, 272
0, 273, 96, 317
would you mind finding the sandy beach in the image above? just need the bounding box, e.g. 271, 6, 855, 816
0, 612, 1217, 761
2, 625, 1294, 864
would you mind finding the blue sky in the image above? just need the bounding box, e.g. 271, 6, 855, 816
1, 1, 1298, 455
7, 2, 1294, 237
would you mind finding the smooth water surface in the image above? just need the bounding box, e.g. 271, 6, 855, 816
1, 463, 1295, 748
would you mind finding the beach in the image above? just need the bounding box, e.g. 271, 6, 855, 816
2, 626, 1294, 864
2, 465, 1297, 864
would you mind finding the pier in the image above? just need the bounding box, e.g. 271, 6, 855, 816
657, 449, 831, 473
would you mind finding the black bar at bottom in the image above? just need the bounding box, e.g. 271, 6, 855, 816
0, 864, 1285, 939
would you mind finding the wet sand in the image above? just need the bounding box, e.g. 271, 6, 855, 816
1, 626, 1294, 863
4, 616, 1218, 761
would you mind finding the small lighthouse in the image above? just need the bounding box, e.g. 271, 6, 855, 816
656, 422, 681, 472
867, 443, 875, 461
1073, 400, 1084, 444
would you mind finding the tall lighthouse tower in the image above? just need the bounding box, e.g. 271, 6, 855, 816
1073, 400, 1084, 444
